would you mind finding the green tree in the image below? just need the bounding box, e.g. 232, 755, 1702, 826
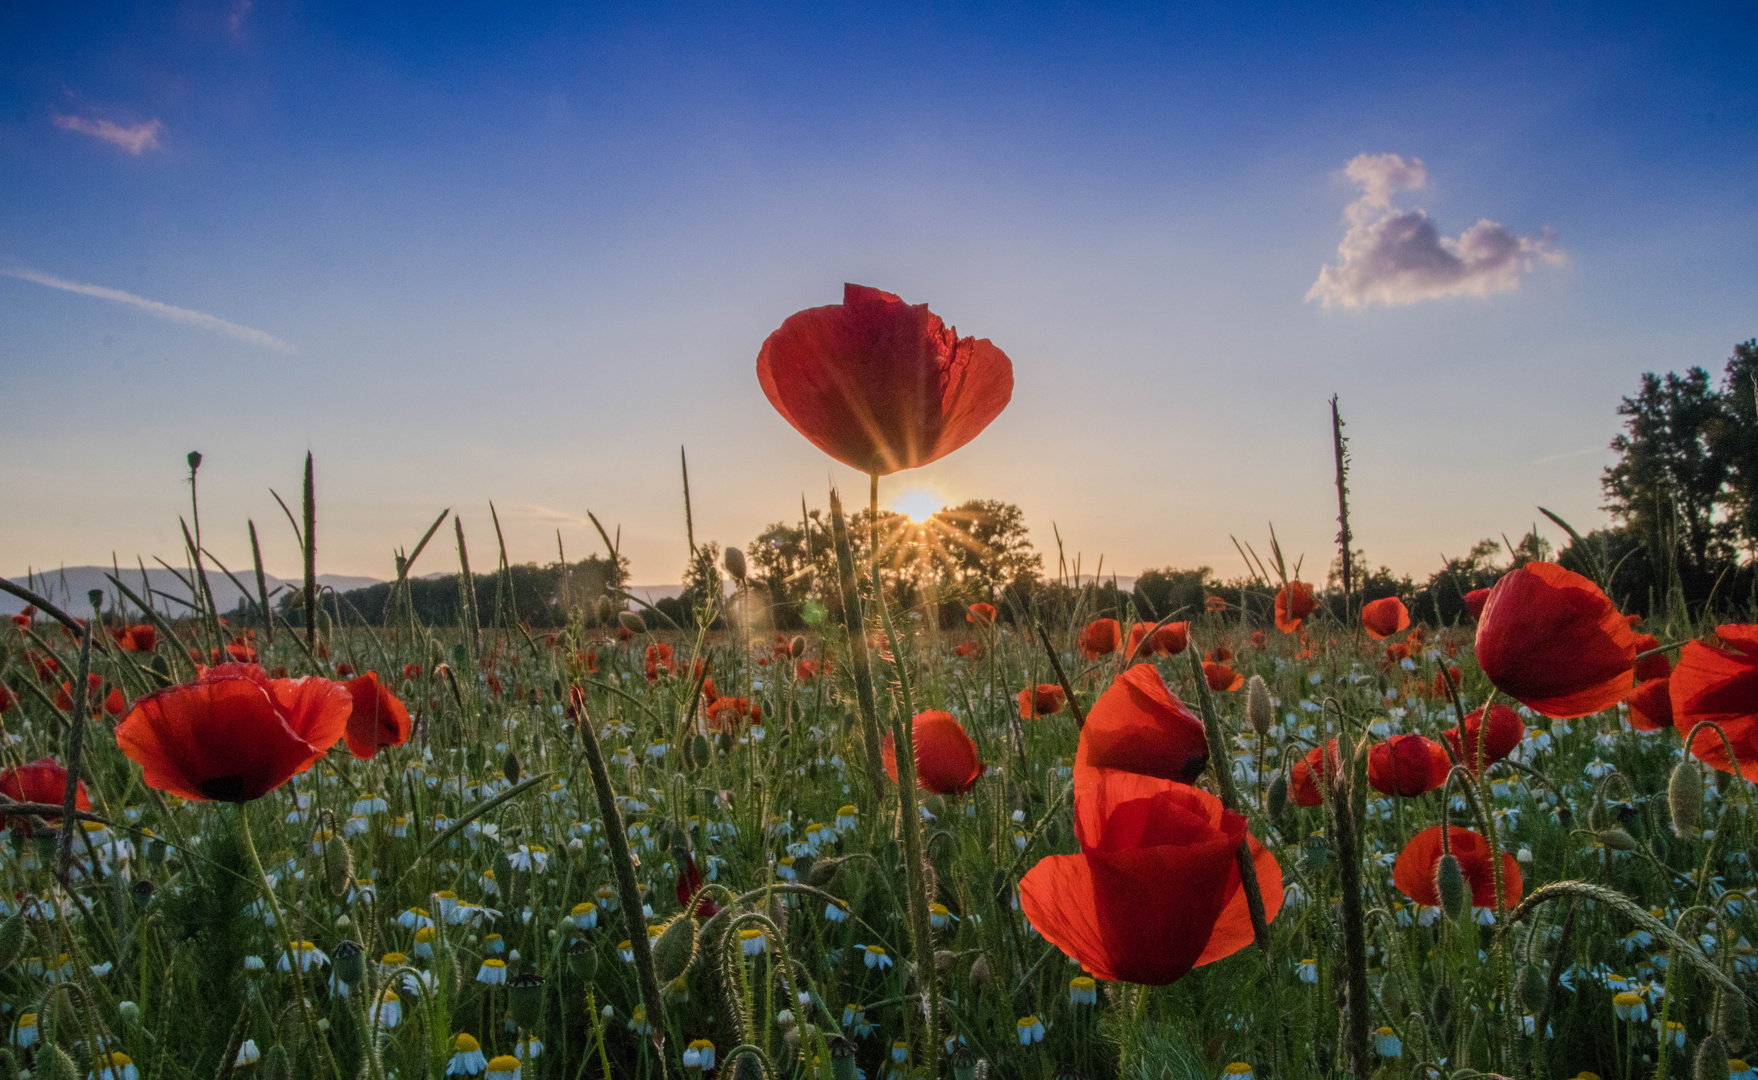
1602, 367, 1732, 585
1132, 567, 1214, 621
927, 499, 1042, 597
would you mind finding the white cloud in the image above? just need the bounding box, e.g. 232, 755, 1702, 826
1307, 153, 1564, 309
2, 266, 297, 354
52, 115, 164, 155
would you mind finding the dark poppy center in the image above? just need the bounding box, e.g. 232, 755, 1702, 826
1177, 753, 1209, 784
198, 775, 251, 802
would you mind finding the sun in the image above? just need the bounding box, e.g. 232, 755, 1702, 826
889, 486, 945, 523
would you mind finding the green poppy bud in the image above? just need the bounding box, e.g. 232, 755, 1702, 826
724, 547, 748, 583
1670, 758, 1704, 836
1719, 990, 1749, 1051
650, 915, 697, 986
0, 915, 26, 972
1697, 1035, 1731, 1080
508, 971, 545, 1030
1435, 853, 1469, 919
1597, 827, 1638, 852
1246, 675, 1274, 737
332, 940, 365, 988
1267, 770, 1289, 823
618, 611, 646, 635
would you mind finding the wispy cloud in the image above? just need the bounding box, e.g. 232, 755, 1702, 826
52, 115, 164, 155
1532, 445, 1605, 464
2, 266, 297, 354
228, 0, 253, 34
495, 504, 592, 527
1307, 153, 1565, 309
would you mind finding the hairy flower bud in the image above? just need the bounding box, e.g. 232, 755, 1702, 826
1597, 827, 1639, 851
618, 611, 646, 635
1697, 1034, 1731, 1080
724, 547, 748, 583
1267, 770, 1289, 823
650, 914, 698, 987
321, 836, 354, 898
1435, 853, 1469, 919
969, 953, 991, 993
1246, 675, 1273, 737
1670, 758, 1704, 836
503, 750, 522, 785
1720, 991, 1749, 1051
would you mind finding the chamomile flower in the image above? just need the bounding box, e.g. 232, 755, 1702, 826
484, 933, 505, 954
478, 959, 508, 985
90, 1051, 139, 1080
597, 885, 618, 911
1729, 1060, 1756, 1080
413, 927, 437, 959
447, 1033, 488, 1076
1017, 1016, 1045, 1045
857, 944, 893, 970
739, 928, 767, 956
777, 857, 798, 881
1069, 976, 1098, 1005
836, 805, 859, 830
378, 951, 409, 977
891, 1041, 910, 1063
1297, 959, 1318, 983
485, 1056, 520, 1078
236, 1040, 260, 1066
929, 903, 954, 929
618, 940, 635, 963
629, 1005, 652, 1035
568, 902, 598, 930
12, 1012, 37, 1047
683, 1039, 717, 1070
278, 942, 328, 973
825, 899, 850, 923
1222, 1063, 1254, 1080
507, 846, 548, 873
1613, 992, 1647, 1022
1660, 1021, 1685, 1047
398, 906, 434, 930
375, 990, 402, 1028
1374, 1027, 1401, 1057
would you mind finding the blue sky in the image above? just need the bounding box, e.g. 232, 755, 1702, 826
3, 2, 1755, 586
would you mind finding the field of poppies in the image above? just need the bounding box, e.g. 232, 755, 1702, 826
2, 284, 1756, 1080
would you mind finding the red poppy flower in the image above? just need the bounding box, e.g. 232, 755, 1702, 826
1274, 582, 1318, 634
951, 640, 982, 659
707, 697, 754, 733
1076, 664, 1209, 783
1628, 676, 1673, 732
1407, 626, 1427, 649
342, 673, 411, 760
1392, 825, 1521, 910
1205, 595, 1229, 614
584, 651, 599, 674
1203, 662, 1244, 692
113, 625, 156, 652
402, 663, 424, 680
335, 662, 354, 678
116, 664, 349, 803
967, 602, 997, 626
1367, 734, 1451, 797
0, 686, 14, 713
1382, 642, 1411, 667
104, 687, 125, 718
675, 851, 722, 917
1360, 597, 1410, 640
755, 283, 1014, 475
1631, 633, 1673, 682
1017, 684, 1066, 719
1443, 704, 1524, 772
881, 710, 985, 795
1079, 619, 1120, 659
1250, 630, 1266, 650
1431, 666, 1462, 697
0, 758, 90, 835
1475, 562, 1637, 718
1206, 643, 1233, 663
1671, 626, 1758, 779
11, 605, 35, 627
1018, 767, 1283, 985
1288, 740, 1339, 806
1463, 588, 1491, 620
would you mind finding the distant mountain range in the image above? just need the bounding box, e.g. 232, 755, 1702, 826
2, 565, 691, 618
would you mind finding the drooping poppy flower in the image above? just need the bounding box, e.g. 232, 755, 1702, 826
113, 625, 156, 652
116, 664, 350, 803
1288, 740, 1339, 807
1671, 626, 1758, 779
1076, 664, 1208, 783
1360, 597, 1410, 640
1628, 676, 1673, 732
1463, 588, 1491, 621
1631, 633, 1673, 682
1126, 621, 1190, 660
1475, 562, 1637, 718
1443, 704, 1524, 772
755, 283, 1014, 475
342, 673, 411, 760
951, 640, 982, 659
967, 603, 997, 626
1205, 643, 1233, 664
1203, 662, 1244, 692
1382, 642, 1411, 667
674, 851, 722, 918
795, 658, 822, 680
1367, 734, 1451, 797
881, 711, 985, 795
1273, 582, 1318, 634
1018, 684, 1066, 719
1392, 825, 1521, 910
1079, 619, 1121, 659
0, 758, 90, 835
1018, 767, 1283, 985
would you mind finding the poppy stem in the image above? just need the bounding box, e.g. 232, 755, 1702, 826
1033, 622, 1085, 729
302, 451, 318, 654
1183, 648, 1270, 953
575, 695, 672, 1077
55, 602, 95, 884
1330, 395, 1353, 627
827, 487, 887, 802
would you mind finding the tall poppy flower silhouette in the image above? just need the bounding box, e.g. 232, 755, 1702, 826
882, 710, 985, 795
1475, 562, 1637, 718
1018, 767, 1282, 985
117, 663, 349, 803
1076, 664, 1209, 783
1392, 826, 1521, 910
1672, 625, 1758, 779
1360, 597, 1410, 640
343, 672, 411, 760
756, 284, 1013, 476
1367, 734, 1450, 797
0, 758, 90, 835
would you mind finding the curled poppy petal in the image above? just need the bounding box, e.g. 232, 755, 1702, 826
1288, 740, 1339, 807
1021, 768, 1279, 985
0, 758, 90, 835
343, 672, 412, 760
1202, 661, 1244, 692
1463, 588, 1491, 621
1442, 704, 1524, 773
882, 711, 985, 795
755, 284, 1014, 475
1126, 621, 1190, 660
1631, 633, 1673, 682
1628, 676, 1673, 732
1017, 684, 1066, 719
1079, 619, 1120, 659
1274, 582, 1318, 634
1475, 562, 1637, 718
1392, 825, 1521, 910
1360, 597, 1410, 640
1367, 734, 1451, 797
1671, 627, 1758, 780
1076, 664, 1209, 783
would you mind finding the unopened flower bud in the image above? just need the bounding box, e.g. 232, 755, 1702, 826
1246, 675, 1273, 737
791, 635, 806, 659
503, 750, 522, 785
969, 953, 991, 993
1670, 758, 1704, 836
1267, 770, 1288, 823
1597, 827, 1638, 851
333, 940, 365, 987
618, 611, 646, 635
1720, 991, 1749, 1051
1697, 1034, 1731, 1080
724, 547, 748, 583
1435, 853, 1469, 919
508, 971, 545, 1030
